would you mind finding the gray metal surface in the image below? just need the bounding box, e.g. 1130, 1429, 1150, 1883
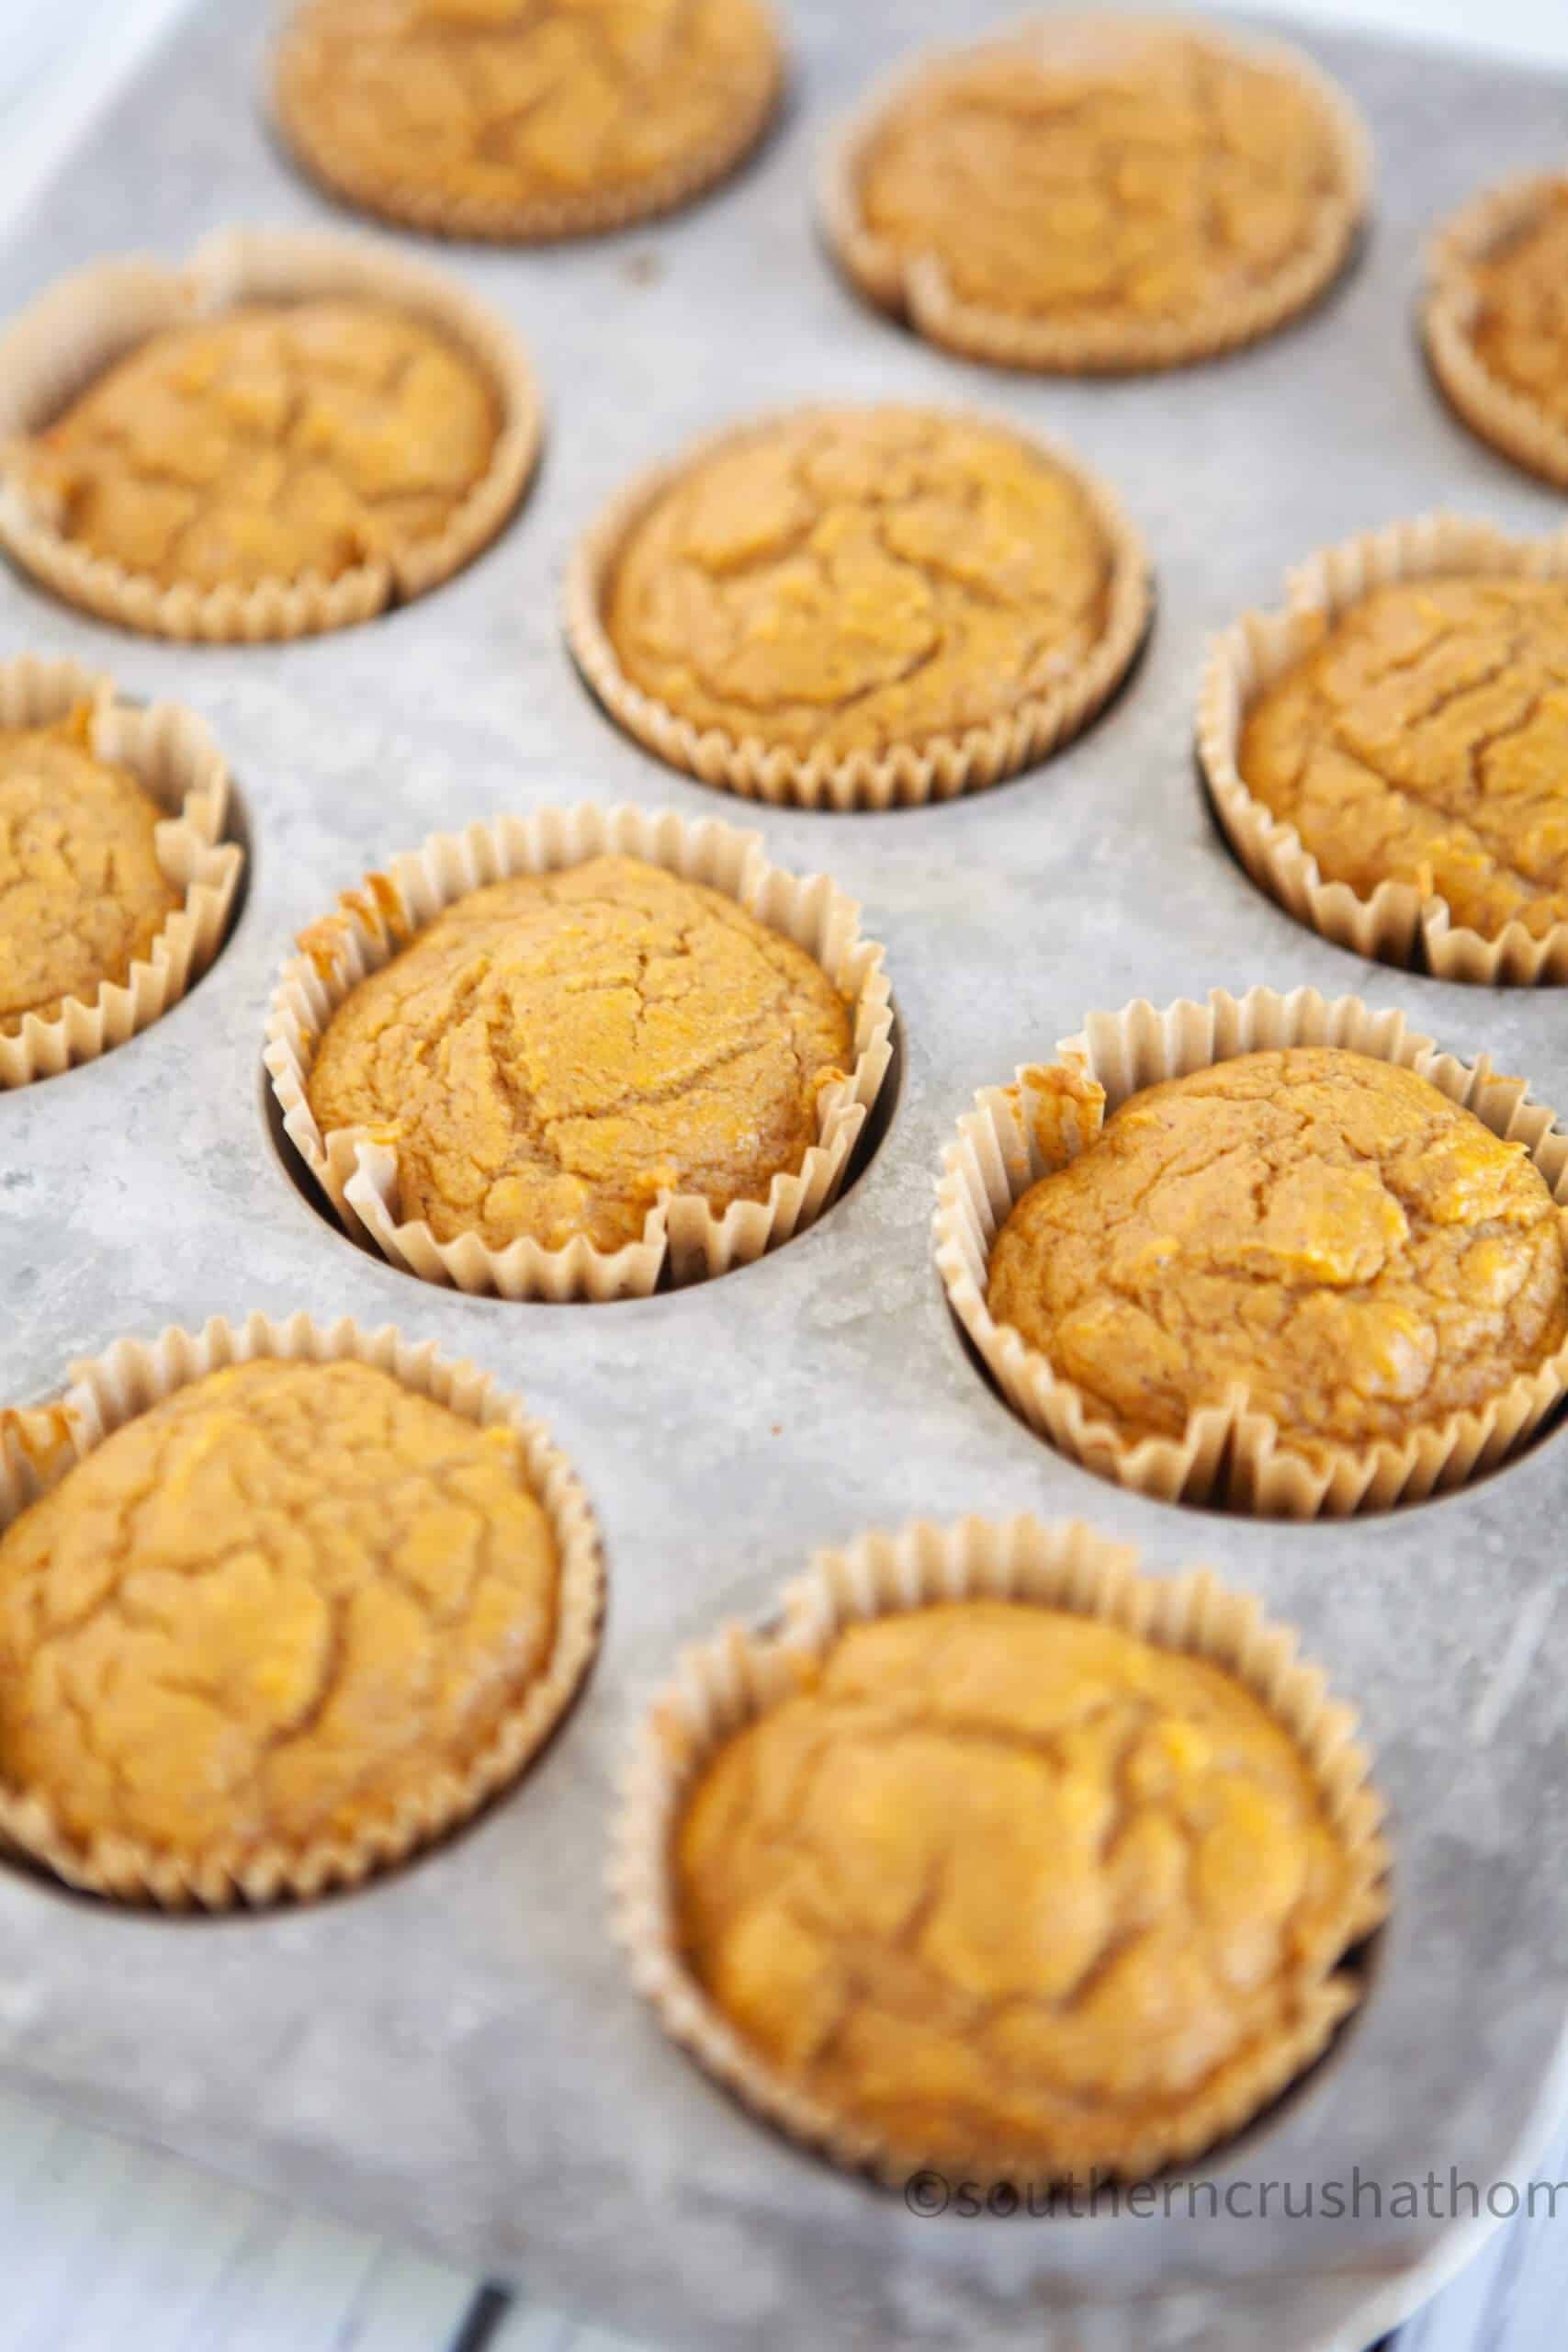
0, 6, 1564, 2349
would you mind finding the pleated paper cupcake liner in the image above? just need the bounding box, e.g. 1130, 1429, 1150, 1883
0, 656, 243, 1087
611, 1514, 1390, 2186
564, 402, 1152, 808
1198, 513, 1568, 983
1423, 173, 1568, 492
0, 1312, 604, 1909
0, 226, 544, 641
265, 803, 895, 1298
817, 16, 1371, 377
270, 1, 784, 243
933, 984, 1568, 1515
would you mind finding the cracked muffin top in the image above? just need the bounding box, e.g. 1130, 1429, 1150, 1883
1239, 578, 1568, 944
598, 408, 1121, 762
987, 1048, 1567, 1453
274, 0, 781, 237
12, 300, 500, 592
305, 854, 853, 1252
675, 1599, 1367, 2175
0, 707, 178, 1036
850, 20, 1358, 343
0, 1359, 559, 1864
1453, 180, 1568, 429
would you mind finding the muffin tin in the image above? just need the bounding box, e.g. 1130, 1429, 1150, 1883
0, 5, 1565, 2350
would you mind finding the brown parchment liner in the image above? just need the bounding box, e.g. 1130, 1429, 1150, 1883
270, 1, 784, 244
0, 656, 243, 1088
564, 403, 1153, 808
610, 1515, 1390, 2186
0, 227, 544, 642
1423, 173, 1568, 492
0, 1312, 604, 1909
933, 985, 1568, 1517
817, 15, 1371, 377
265, 803, 895, 1299
1198, 514, 1568, 984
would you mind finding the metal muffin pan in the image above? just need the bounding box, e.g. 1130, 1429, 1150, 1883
0, 5, 1565, 2348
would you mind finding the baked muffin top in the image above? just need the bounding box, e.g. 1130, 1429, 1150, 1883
14, 300, 499, 591
275, 0, 780, 232
676, 1599, 1363, 2174
600, 409, 1117, 760
853, 22, 1354, 334
987, 1047, 1567, 1452
1461, 180, 1568, 427
0, 1359, 558, 1862
305, 854, 852, 1252
1239, 578, 1568, 943
0, 707, 178, 1035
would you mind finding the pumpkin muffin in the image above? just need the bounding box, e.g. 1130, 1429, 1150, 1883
1425, 175, 1568, 490
1235, 576, 1568, 948
12, 300, 501, 594
571, 405, 1150, 804
304, 854, 854, 1253
0, 1356, 571, 1887
670, 1591, 1377, 2179
273, 0, 783, 241
0, 706, 178, 1036
825, 17, 1368, 373
987, 1046, 1568, 1457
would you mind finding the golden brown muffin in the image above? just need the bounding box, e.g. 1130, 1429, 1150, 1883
675, 1598, 1370, 2177
1463, 184, 1568, 426
832, 17, 1365, 371
273, 0, 782, 240
11, 300, 500, 594
987, 1047, 1568, 1454
0, 707, 178, 1035
1238, 578, 1568, 944
1425, 175, 1568, 489
591, 406, 1141, 782
0, 1359, 559, 1867
305, 854, 852, 1252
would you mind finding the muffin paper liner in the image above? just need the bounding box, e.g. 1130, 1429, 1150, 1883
0, 227, 544, 642
816, 16, 1371, 377
610, 1514, 1390, 2186
1198, 514, 1568, 984
270, 3, 784, 243
933, 984, 1568, 1516
564, 402, 1152, 808
1423, 173, 1568, 492
0, 1312, 604, 1909
265, 803, 895, 1298
0, 656, 243, 1087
